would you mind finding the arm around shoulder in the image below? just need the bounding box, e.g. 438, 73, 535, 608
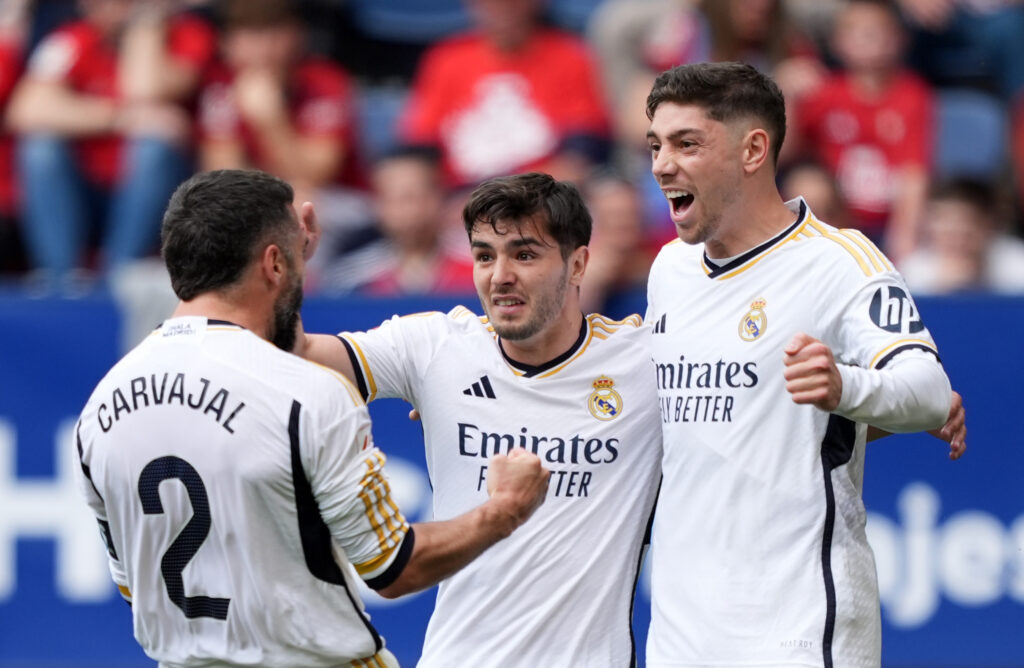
835, 350, 951, 433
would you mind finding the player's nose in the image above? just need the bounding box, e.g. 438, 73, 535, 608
491, 255, 515, 285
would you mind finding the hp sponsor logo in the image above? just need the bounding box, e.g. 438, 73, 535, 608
869, 286, 924, 335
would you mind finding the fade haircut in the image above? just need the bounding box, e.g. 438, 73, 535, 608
161, 170, 296, 301
646, 62, 787, 166
462, 172, 591, 259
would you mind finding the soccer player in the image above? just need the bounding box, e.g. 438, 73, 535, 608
643, 62, 956, 667
74, 169, 551, 668
297, 172, 663, 667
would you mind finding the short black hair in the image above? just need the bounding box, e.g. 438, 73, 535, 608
161, 170, 296, 301
462, 172, 591, 258
647, 62, 787, 166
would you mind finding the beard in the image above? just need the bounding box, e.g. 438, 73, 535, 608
489, 266, 569, 342
270, 274, 304, 351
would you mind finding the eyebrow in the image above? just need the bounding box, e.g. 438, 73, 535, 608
646, 128, 699, 143
470, 236, 543, 250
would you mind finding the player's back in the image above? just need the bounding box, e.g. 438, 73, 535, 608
77, 317, 389, 667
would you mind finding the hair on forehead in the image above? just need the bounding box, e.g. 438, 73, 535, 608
647, 61, 787, 165
462, 172, 591, 259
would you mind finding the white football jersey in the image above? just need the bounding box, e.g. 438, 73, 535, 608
645, 199, 943, 667
76, 317, 409, 668
339, 308, 662, 667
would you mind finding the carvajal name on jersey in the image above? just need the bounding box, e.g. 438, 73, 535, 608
96, 372, 246, 434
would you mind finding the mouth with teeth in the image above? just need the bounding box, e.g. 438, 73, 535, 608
492, 295, 526, 315
665, 189, 695, 218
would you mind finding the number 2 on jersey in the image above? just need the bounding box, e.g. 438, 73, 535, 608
138, 456, 231, 620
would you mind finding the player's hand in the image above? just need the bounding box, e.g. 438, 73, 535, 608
486, 449, 549, 531
929, 390, 966, 461
783, 332, 842, 411
299, 201, 320, 261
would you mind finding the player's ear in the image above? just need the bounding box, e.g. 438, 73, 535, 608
568, 245, 588, 287
260, 243, 286, 287
742, 128, 771, 174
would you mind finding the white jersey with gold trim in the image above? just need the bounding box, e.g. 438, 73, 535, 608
75, 317, 409, 668
339, 308, 662, 667
645, 199, 946, 667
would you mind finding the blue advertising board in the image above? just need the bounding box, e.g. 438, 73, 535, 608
0, 292, 1020, 667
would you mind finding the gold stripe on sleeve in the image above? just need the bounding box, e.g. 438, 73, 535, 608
869, 338, 939, 369
836, 229, 884, 274
807, 220, 872, 277
339, 334, 379, 402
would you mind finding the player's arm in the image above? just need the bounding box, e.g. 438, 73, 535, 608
375, 449, 549, 599
783, 332, 951, 434
292, 318, 358, 384
866, 390, 966, 460
72, 421, 133, 605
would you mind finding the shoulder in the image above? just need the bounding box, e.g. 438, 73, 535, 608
363, 305, 484, 340
650, 238, 700, 270
789, 216, 896, 282
28, 21, 93, 75
251, 334, 367, 411
586, 313, 650, 350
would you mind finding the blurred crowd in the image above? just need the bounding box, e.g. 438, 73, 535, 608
1, 0, 1023, 305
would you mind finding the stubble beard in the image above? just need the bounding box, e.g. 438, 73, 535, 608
489, 266, 569, 343
271, 274, 304, 352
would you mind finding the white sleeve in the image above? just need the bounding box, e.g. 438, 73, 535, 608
337, 310, 453, 403
835, 349, 951, 433
73, 420, 131, 603
303, 394, 411, 587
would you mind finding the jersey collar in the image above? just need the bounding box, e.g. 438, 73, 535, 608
702, 198, 808, 279
499, 316, 588, 378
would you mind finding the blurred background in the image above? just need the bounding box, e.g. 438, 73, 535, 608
0, 0, 1021, 666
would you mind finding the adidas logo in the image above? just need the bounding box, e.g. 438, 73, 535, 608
462, 376, 496, 399
652, 313, 667, 334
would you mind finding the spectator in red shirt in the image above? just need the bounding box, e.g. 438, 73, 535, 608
400, 0, 611, 188
792, 0, 933, 262
6, 0, 215, 291
317, 147, 475, 297
0, 0, 28, 274
197, 0, 362, 214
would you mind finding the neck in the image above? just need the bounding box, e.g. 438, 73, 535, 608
501, 308, 584, 368
704, 185, 798, 259
171, 291, 272, 341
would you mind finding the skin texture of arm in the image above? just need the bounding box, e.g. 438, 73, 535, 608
376, 449, 550, 599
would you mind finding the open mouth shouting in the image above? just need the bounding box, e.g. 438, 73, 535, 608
665, 190, 696, 222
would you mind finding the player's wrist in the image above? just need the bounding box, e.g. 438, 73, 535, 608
478, 497, 521, 540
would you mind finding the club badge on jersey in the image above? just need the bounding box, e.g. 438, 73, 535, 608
738, 297, 768, 342
588, 376, 623, 421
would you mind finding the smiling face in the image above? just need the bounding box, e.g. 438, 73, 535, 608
470, 214, 583, 351
647, 101, 746, 247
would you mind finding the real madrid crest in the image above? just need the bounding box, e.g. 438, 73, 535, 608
588, 376, 623, 421
738, 297, 767, 342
